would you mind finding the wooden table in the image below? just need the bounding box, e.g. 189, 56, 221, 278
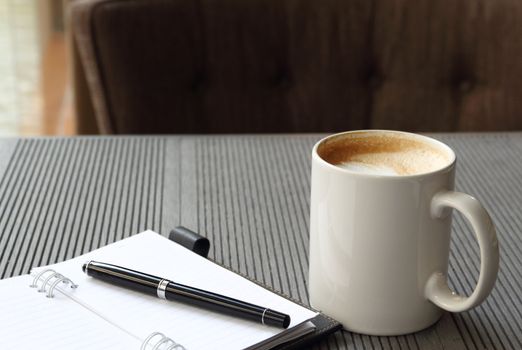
0, 133, 520, 349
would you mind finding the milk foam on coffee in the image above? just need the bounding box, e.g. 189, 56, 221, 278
338, 161, 399, 176
318, 131, 450, 176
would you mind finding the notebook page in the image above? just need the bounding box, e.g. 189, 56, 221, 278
40, 231, 317, 349
0, 275, 139, 349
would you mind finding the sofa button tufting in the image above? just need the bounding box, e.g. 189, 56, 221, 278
275, 70, 292, 88
191, 73, 207, 92
459, 80, 474, 93
368, 75, 382, 89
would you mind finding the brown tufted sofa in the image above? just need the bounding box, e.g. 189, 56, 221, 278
71, 0, 522, 134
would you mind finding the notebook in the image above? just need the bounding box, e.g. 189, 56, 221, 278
0, 231, 340, 349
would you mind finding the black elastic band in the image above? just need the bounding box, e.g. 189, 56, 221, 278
168, 226, 210, 258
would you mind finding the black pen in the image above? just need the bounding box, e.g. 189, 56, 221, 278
82, 261, 291, 329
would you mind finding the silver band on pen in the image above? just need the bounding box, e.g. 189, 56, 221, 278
261, 308, 268, 325
157, 279, 170, 299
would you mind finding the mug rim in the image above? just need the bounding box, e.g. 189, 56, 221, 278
312, 130, 456, 179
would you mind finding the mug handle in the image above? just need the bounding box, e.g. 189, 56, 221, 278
425, 191, 499, 312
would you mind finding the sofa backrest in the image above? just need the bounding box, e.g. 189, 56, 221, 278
72, 0, 522, 133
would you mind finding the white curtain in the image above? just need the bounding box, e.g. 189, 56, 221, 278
0, 0, 41, 136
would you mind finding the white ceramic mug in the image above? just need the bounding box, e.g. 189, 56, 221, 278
308, 130, 499, 335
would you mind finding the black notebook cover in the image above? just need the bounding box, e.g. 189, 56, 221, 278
169, 227, 342, 349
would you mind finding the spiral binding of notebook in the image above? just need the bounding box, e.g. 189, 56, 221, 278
30, 269, 79, 297
29, 269, 186, 350
140, 332, 186, 350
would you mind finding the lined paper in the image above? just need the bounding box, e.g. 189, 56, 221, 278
0, 275, 139, 349
41, 231, 317, 349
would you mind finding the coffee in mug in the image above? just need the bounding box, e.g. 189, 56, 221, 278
318, 131, 449, 176
308, 130, 499, 335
